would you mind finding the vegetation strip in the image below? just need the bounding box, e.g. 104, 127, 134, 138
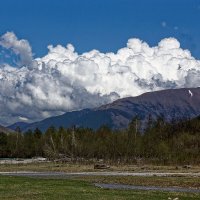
1, 116, 200, 165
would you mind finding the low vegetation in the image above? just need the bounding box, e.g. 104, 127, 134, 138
0, 162, 200, 173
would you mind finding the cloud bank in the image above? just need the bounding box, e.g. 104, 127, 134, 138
0, 32, 200, 125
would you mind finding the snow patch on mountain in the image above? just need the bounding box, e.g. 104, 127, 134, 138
189, 90, 193, 97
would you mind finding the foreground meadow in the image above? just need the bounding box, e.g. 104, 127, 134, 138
0, 175, 200, 200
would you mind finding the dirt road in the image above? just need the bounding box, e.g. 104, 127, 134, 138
1, 171, 200, 177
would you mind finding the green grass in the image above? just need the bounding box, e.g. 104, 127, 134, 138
0, 175, 200, 200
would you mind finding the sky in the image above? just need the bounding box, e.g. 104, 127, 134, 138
0, 0, 200, 125
1, 0, 200, 58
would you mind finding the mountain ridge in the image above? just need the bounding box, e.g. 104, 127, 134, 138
8, 87, 200, 132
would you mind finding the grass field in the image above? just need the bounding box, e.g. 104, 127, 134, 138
1, 175, 200, 200
1, 162, 200, 199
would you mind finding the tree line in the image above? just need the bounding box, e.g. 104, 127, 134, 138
0, 116, 200, 165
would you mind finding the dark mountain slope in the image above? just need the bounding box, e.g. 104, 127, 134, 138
8, 122, 30, 131
99, 87, 200, 128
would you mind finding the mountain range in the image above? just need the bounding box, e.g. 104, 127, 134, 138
8, 87, 200, 132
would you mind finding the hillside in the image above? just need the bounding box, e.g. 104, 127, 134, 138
0, 125, 15, 134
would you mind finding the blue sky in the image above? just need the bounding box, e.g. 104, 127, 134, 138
1, 0, 200, 58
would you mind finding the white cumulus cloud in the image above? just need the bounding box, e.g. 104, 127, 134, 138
0, 32, 200, 125
0, 32, 33, 66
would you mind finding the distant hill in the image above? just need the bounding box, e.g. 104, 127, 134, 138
8, 122, 30, 131
8, 87, 200, 132
0, 125, 15, 134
